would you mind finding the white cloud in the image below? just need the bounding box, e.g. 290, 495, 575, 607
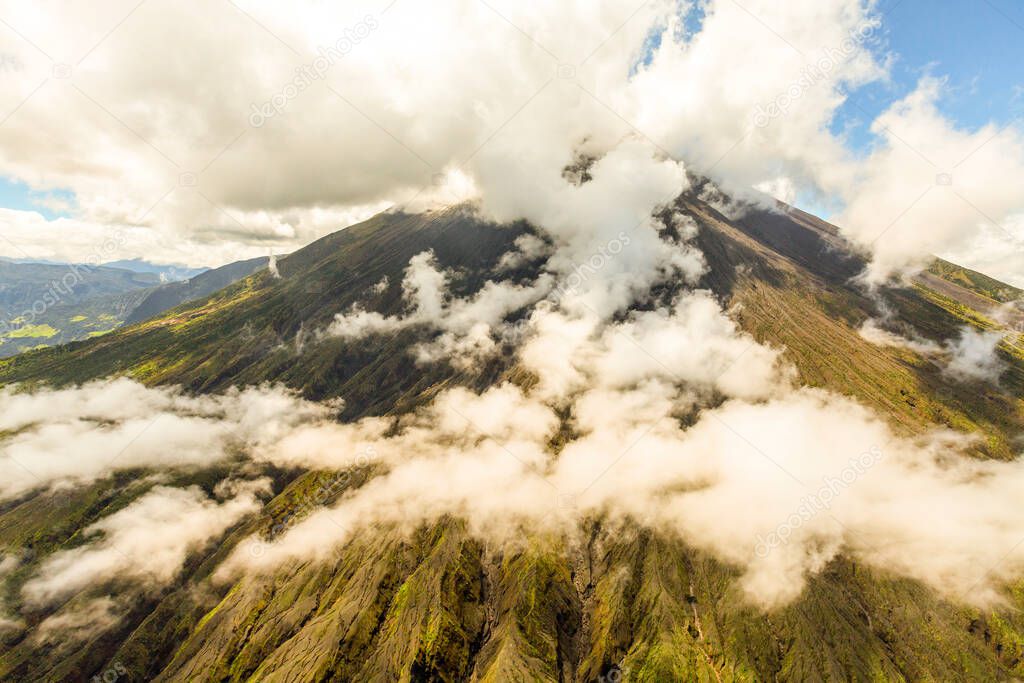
0, 0, 1019, 282
30, 597, 122, 648
859, 319, 1008, 383
0, 379, 334, 500
1, 0, 1023, 619
837, 78, 1024, 283
496, 234, 551, 272
858, 318, 941, 355
23, 482, 267, 606
944, 327, 1006, 383
328, 249, 554, 366
224, 341, 1024, 608
2, 286, 1021, 613
0, 0, 669, 265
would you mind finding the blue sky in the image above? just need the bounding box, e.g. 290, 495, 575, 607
0, 176, 74, 220
834, 0, 1024, 150
671, 0, 1024, 157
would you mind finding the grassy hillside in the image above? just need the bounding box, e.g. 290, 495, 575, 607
0, 258, 271, 359
0, 207, 524, 414
0, 201, 1022, 681
927, 258, 1023, 304
124, 257, 269, 326
0, 262, 159, 357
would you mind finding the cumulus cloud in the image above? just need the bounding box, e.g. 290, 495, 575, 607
475, 137, 698, 316
0, 378, 334, 500
944, 327, 1006, 383
836, 78, 1024, 284
0, 553, 20, 577
223, 220, 1022, 612
858, 318, 942, 355
624, 4, 1024, 283
0, 0, 1018, 281
23, 482, 268, 607
496, 234, 551, 272
328, 249, 554, 366
30, 597, 122, 648
0, 0, 670, 265
4, 247, 1022, 614
188, 47, 1024, 606
858, 318, 1008, 383
223, 327, 1024, 608
369, 275, 389, 294
328, 137, 705, 367
2, 0, 1023, 619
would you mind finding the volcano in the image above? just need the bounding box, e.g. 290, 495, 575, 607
0, 190, 1023, 682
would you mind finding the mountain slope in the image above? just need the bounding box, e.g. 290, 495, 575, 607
0, 200, 1023, 681
0, 257, 274, 359
0, 208, 523, 412
124, 256, 269, 326
0, 261, 159, 316
103, 259, 209, 283
0, 261, 160, 357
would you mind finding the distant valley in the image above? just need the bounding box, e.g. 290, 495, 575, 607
0, 258, 269, 357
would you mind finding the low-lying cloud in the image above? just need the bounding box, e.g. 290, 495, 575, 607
944, 327, 1006, 383
227, 312, 1024, 608
0, 1, 1021, 636
328, 249, 554, 367
23, 481, 269, 607
858, 318, 1008, 384
0, 378, 333, 500
2, 296, 1022, 621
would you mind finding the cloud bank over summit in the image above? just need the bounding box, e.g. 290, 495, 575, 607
0, 0, 1022, 283
0, 0, 1023, 659
227, 239, 1024, 611
3, 105, 1022, 621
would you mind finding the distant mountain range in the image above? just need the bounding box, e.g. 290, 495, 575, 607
0, 257, 210, 283
102, 259, 210, 283
0, 257, 269, 358
124, 256, 270, 325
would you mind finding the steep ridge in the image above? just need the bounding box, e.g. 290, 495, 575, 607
0, 258, 269, 359
124, 257, 270, 326
0, 207, 524, 414
0, 262, 161, 357
0, 199, 1023, 681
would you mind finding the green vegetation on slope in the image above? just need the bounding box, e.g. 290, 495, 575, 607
3, 324, 57, 339
0, 202, 1022, 681
0, 258, 270, 359
928, 257, 1023, 303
